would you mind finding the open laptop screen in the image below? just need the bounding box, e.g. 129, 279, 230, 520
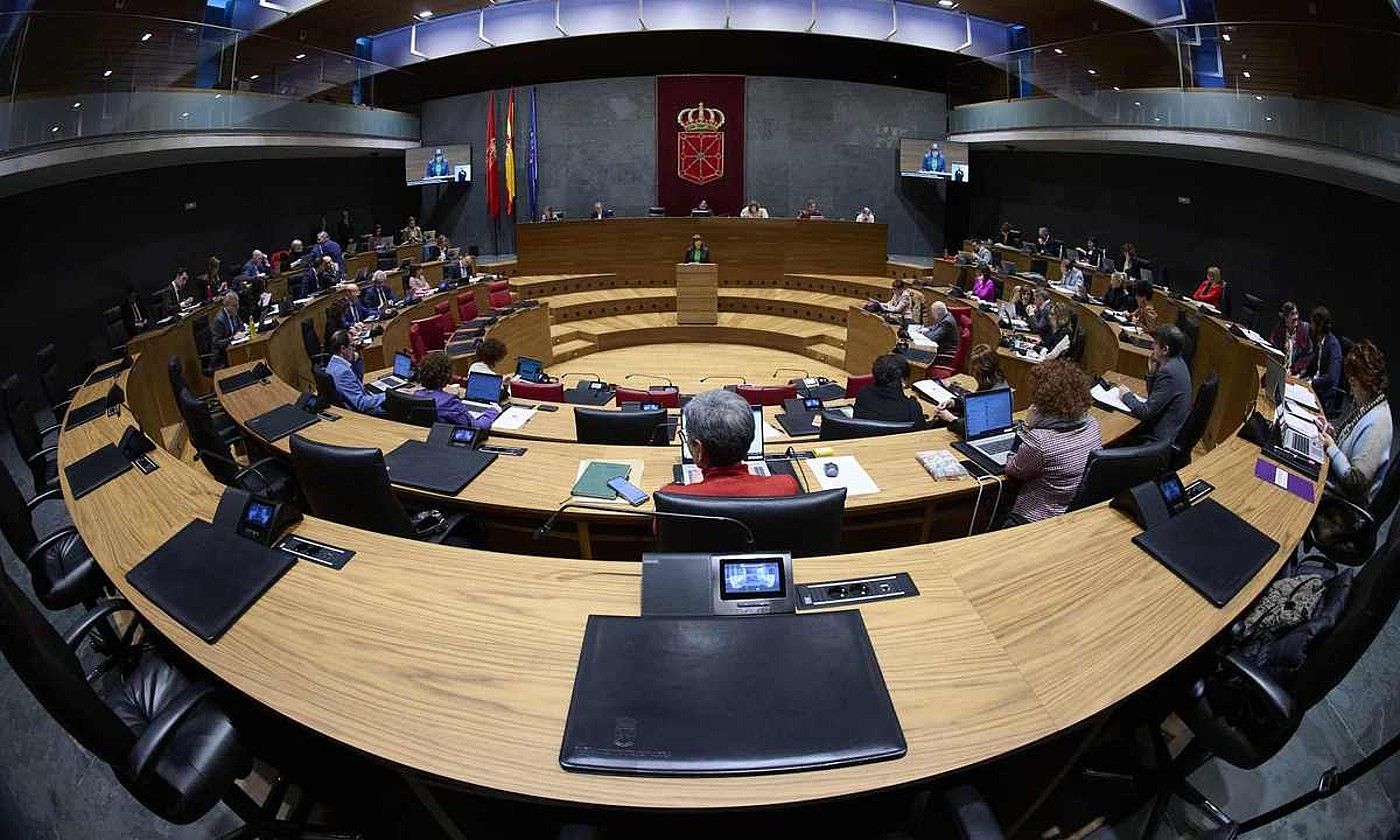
515, 356, 543, 380
962, 388, 1013, 439
464, 371, 503, 403
1263, 358, 1286, 408
392, 351, 413, 379
680, 406, 764, 464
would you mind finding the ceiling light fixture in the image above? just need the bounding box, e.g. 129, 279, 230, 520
295, 53, 306, 60
249, 74, 260, 80
1242, 70, 1251, 79
140, 32, 153, 42
1112, 86, 1121, 91
416, 9, 434, 19
1222, 33, 1231, 42
1254, 95, 1263, 101
1134, 101, 1142, 106
215, 93, 223, 98
1053, 47, 1064, 55
1087, 69, 1097, 75
179, 112, 190, 119
102, 69, 113, 78
50, 124, 60, 133
936, 0, 958, 7
1265, 115, 1274, 121
72, 101, 81, 109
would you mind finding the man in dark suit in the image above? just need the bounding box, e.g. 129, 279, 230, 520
311, 230, 344, 271
682, 234, 710, 263
1115, 324, 1192, 443
156, 269, 190, 316
445, 253, 476, 281
209, 292, 245, 369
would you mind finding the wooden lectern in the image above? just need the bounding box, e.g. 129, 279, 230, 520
675, 263, 718, 325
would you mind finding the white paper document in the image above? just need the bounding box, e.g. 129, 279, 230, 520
1091, 383, 1136, 413
1284, 383, 1320, 410
913, 379, 956, 405
490, 406, 537, 430
808, 456, 879, 496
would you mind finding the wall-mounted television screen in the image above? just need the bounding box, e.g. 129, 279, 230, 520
899, 139, 970, 182
407, 145, 472, 186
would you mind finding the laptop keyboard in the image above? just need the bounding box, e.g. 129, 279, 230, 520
978, 436, 1015, 456
1285, 429, 1324, 462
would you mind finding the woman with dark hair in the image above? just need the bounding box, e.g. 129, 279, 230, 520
852, 354, 925, 427
1036, 302, 1074, 360
1317, 340, 1391, 506
417, 351, 499, 428
1307, 306, 1344, 416
971, 265, 997, 302
322, 296, 357, 348
1103, 271, 1135, 312
1002, 359, 1103, 526
969, 344, 1007, 392
1119, 243, 1140, 280
1270, 301, 1312, 375
469, 337, 507, 377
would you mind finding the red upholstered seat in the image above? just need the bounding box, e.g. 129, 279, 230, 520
410, 316, 446, 361
928, 306, 973, 380
456, 293, 478, 322
844, 374, 874, 398
435, 311, 455, 336
489, 290, 512, 308
488, 279, 510, 293
408, 323, 428, 363
613, 386, 680, 408
434, 301, 451, 318
511, 380, 566, 402
735, 383, 798, 406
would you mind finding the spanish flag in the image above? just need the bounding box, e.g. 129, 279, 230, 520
505, 88, 517, 217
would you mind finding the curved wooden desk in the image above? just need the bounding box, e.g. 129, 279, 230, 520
58, 350, 1324, 810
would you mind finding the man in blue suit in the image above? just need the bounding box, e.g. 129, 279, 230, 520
424, 148, 450, 178
357, 270, 397, 319
325, 330, 385, 415
311, 230, 344, 271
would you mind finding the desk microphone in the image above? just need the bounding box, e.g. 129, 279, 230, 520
533, 502, 755, 548
625, 373, 675, 386
560, 372, 603, 382
700, 375, 745, 383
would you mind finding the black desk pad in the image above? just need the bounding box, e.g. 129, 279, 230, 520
1132, 498, 1279, 607
63, 397, 111, 431
564, 387, 615, 406
798, 383, 846, 402
126, 520, 295, 643
217, 368, 268, 394
560, 611, 906, 776
384, 439, 497, 495
775, 411, 819, 437
64, 444, 133, 499
246, 404, 320, 442
85, 362, 128, 385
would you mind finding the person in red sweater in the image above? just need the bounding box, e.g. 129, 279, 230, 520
659, 389, 799, 497
1192, 265, 1224, 307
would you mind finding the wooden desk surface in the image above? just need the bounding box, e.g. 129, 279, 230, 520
60, 354, 1323, 809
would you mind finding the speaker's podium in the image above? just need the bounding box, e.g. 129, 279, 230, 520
675, 262, 718, 325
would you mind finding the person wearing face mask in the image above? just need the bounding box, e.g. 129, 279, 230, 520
325, 330, 385, 415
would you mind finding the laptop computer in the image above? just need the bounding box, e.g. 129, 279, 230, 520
369, 351, 414, 393
1274, 401, 1324, 465
678, 405, 770, 485
1263, 357, 1287, 410
461, 370, 509, 412
515, 355, 546, 383
954, 387, 1018, 470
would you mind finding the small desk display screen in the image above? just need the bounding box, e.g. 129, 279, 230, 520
1159, 473, 1190, 516
450, 427, 476, 446
720, 557, 786, 600
237, 499, 277, 541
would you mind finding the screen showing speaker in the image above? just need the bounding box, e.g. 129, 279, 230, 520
406, 145, 472, 186
899, 139, 970, 182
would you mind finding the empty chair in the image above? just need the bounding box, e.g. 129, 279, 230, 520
0, 464, 106, 610
456, 292, 478, 322
103, 306, 128, 359
178, 388, 296, 502
574, 406, 669, 445
488, 289, 512, 309
300, 320, 329, 368
613, 386, 680, 408
169, 357, 238, 448
488, 279, 510, 293
844, 374, 874, 398
408, 323, 429, 363
510, 380, 565, 402
818, 411, 917, 441
434, 301, 451, 318
1239, 293, 1265, 331
310, 365, 340, 412
735, 383, 798, 407
190, 317, 219, 377
1065, 440, 1172, 512
653, 488, 847, 558
384, 389, 438, 428
410, 316, 447, 356
36, 343, 78, 420
1, 374, 59, 492
1169, 373, 1219, 469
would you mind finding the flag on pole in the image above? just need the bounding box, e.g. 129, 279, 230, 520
505, 88, 517, 216
485, 92, 499, 219
527, 86, 539, 222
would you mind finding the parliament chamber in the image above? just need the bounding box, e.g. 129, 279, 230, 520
3, 3, 1398, 840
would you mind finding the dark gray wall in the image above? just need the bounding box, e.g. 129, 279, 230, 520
0, 156, 412, 401
419, 76, 947, 258
967, 148, 1400, 392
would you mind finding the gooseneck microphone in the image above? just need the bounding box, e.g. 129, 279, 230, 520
625, 373, 675, 386
699, 375, 746, 383
560, 372, 603, 382
533, 501, 756, 549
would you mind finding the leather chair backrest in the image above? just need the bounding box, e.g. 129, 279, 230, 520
511, 380, 565, 402
1066, 440, 1172, 512
1171, 373, 1219, 469
289, 434, 416, 538
456, 293, 478, 322
385, 389, 438, 428
489, 290, 512, 308
411, 316, 445, 353
574, 407, 669, 445
1, 374, 42, 461
311, 365, 339, 411
844, 374, 874, 398
36, 344, 66, 409
166, 357, 186, 407
613, 386, 680, 409
301, 320, 321, 361
818, 411, 916, 441
0, 463, 39, 556
736, 384, 798, 407
654, 488, 847, 558
434, 301, 451, 318
178, 388, 238, 485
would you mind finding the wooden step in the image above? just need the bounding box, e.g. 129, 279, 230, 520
552, 338, 597, 362
805, 341, 845, 368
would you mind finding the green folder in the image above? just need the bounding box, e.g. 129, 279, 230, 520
571, 461, 632, 499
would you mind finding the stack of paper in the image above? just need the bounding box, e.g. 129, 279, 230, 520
913, 379, 955, 405
1284, 383, 1320, 411
1091, 383, 1136, 413
808, 456, 879, 496
491, 406, 537, 430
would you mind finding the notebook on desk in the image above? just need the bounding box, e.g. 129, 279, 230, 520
63, 396, 112, 431
64, 444, 133, 499
384, 440, 497, 495
1132, 499, 1278, 607
246, 404, 320, 442
559, 611, 905, 775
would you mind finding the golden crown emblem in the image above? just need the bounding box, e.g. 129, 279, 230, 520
676, 101, 725, 132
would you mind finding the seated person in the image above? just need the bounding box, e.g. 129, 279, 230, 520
209, 291, 245, 368
797, 199, 823, 219
1081, 236, 1104, 268
970, 265, 997, 302
1033, 302, 1073, 360
469, 337, 507, 377
1129, 280, 1157, 332
682, 234, 710, 264
1270, 301, 1312, 375
1111, 324, 1192, 442
970, 344, 1007, 392
446, 252, 477, 281
323, 297, 361, 348
312, 230, 344, 271
282, 239, 309, 273
1192, 266, 1224, 307
975, 239, 994, 266
1058, 257, 1085, 295
919, 301, 960, 364
416, 351, 500, 429
1029, 289, 1054, 341
401, 216, 424, 244
1103, 271, 1135, 312
869, 278, 914, 323
739, 200, 769, 219
311, 257, 342, 292
1033, 226, 1059, 257
1012, 285, 1035, 320
1315, 340, 1392, 529
854, 206, 876, 223
589, 202, 609, 220
853, 354, 926, 427
658, 389, 799, 497
405, 264, 432, 298
242, 249, 271, 280
1307, 306, 1344, 417
159, 268, 191, 314
693, 199, 712, 215
1003, 360, 1103, 526
998, 222, 1015, 246
325, 330, 385, 415
358, 270, 397, 317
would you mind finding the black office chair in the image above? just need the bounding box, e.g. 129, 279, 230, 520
310, 365, 340, 412
1065, 441, 1172, 512
1169, 373, 1219, 470
178, 388, 295, 502
1, 374, 60, 492
0, 464, 106, 610
1302, 454, 1400, 567
654, 488, 847, 558
1239, 293, 1265, 332
288, 435, 471, 545
574, 406, 668, 445
1147, 524, 1400, 836
1067, 323, 1087, 365
168, 357, 239, 449
1175, 310, 1199, 367
301, 321, 329, 369
818, 412, 918, 441
36, 343, 78, 422
916, 785, 1007, 839
190, 317, 220, 378
103, 306, 129, 359
384, 390, 437, 428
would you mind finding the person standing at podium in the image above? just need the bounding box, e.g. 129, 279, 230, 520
683, 234, 710, 264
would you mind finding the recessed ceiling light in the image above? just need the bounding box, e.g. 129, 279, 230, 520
937, 0, 958, 7
295, 53, 306, 60
140, 32, 153, 42
102, 69, 113, 78
1153, 116, 1161, 122
1087, 69, 1097, 75
49, 124, 59, 133
1112, 86, 1121, 91
72, 101, 81, 109
1242, 70, 1251, 79
1134, 101, 1142, 106
1254, 95, 1263, 101
179, 111, 190, 119
1265, 116, 1274, 121
1222, 33, 1231, 42
215, 93, 223, 98
1053, 47, 1064, 55
249, 74, 259, 80
415, 9, 434, 19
